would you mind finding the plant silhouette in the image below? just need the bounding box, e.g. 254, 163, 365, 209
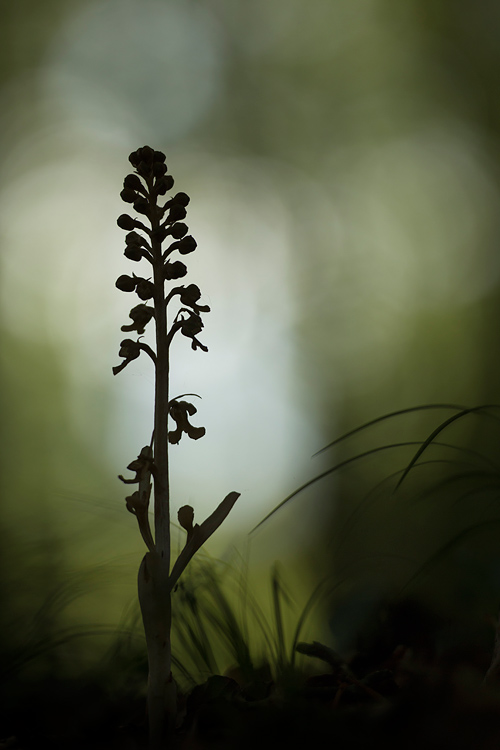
113, 146, 239, 748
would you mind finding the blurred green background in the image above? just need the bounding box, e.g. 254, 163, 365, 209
2, 0, 500, 683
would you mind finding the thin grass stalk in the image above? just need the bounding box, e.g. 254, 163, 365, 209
271, 565, 287, 676
196, 568, 253, 671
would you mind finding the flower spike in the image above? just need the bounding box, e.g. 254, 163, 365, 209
112, 146, 239, 745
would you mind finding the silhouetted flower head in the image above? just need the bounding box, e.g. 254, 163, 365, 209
177, 236, 197, 255
178, 311, 208, 351
123, 174, 143, 191
121, 304, 154, 334
116, 274, 155, 301
166, 222, 188, 240
112, 338, 141, 375
117, 213, 139, 231
168, 400, 206, 444
156, 174, 175, 195
179, 284, 210, 314
135, 279, 155, 300
120, 187, 138, 204
153, 161, 167, 177
124, 231, 149, 261
116, 274, 137, 292
126, 231, 148, 248
119, 445, 154, 484
133, 197, 151, 217
124, 245, 143, 262
164, 260, 187, 280
164, 235, 197, 259
119, 338, 140, 359
166, 192, 190, 208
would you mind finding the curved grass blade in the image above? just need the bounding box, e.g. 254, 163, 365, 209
271, 565, 286, 673
331, 457, 481, 555
251, 442, 426, 534
289, 576, 335, 668
173, 617, 219, 677
251, 439, 482, 535
313, 404, 465, 457
174, 586, 220, 675
196, 566, 254, 674
394, 405, 500, 492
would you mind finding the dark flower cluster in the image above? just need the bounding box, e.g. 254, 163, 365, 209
168, 399, 206, 444
114, 146, 209, 488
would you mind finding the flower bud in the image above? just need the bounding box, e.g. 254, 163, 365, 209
121, 304, 155, 334
116, 275, 136, 292
137, 161, 150, 177
181, 313, 203, 338
125, 231, 146, 247
120, 188, 138, 203
168, 400, 206, 444
118, 338, 141, 359
168, 222, 188, 240
174, 192, 190, 206
156, 175, 175, 195
117, 214, 137, 230
179, 284, 210, 313
164, 261, 187, 280
126, 445, 152, 473
124, 245, 143, 261
153, 162, 167, 177
177, 236, 197, 255
135, 279, 155, 300
174, 312, 208, 352
128, 149, 141, 167
165, 204, 187, 224
178, 505, 194, 534
180, 284, 201, 304
140, 146, 154, 164
124, 174, 143, 190
134, 197, 150, 216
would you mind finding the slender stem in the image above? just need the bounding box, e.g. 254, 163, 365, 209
141, 174, 176, 749
149, 180, 170, 566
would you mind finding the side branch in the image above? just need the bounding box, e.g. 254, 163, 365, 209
166, 320, 182, 347
169, 491, 240, 590
138, 342, 157, 365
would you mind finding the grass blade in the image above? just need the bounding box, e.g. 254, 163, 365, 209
394, 405, 500, 491
313, 404, 465, 457
251, 440, 473, 534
